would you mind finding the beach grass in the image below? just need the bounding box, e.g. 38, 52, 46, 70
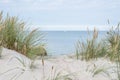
0, 11, 46, 59
106, 24, 120, 79
105, 24, 120, 61
75, 28, 106, 61
75, 24, 120, 61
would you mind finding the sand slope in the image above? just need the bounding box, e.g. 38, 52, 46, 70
0, 48, 117, 80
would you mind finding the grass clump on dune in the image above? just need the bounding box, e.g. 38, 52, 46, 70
105, 24, 120, 79
105, 24, 120, 61
75, 24, 120, 61
76, 28, 107, 61
0, 11, 47, 59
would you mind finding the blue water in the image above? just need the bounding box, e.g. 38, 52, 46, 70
44, 31, 107, 55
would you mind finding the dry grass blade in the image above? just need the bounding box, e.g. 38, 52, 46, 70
93, 28, 98, 39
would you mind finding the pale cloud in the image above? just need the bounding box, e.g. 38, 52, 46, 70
0, 0, 10, 3
0, 0, 64, 10
0, 0, 119, 29
30, 25, 112, 31
1, 0, 120, 10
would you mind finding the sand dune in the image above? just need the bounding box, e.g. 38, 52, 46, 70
0, 48, 117, 80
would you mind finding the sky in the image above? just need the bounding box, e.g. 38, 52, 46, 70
0, 0, 120, 31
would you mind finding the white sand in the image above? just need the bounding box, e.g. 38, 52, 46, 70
0, 48, 117, 80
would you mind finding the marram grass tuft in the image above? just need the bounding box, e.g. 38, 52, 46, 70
0, 11, 47, 59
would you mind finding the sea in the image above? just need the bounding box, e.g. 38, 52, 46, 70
43, 31, 107, 56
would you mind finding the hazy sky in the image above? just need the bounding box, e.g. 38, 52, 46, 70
0, 0, 120, 30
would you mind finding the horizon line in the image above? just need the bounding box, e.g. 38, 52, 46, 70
29, 24, 115, 31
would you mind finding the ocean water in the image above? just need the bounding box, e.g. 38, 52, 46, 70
44, 31, 107, 55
